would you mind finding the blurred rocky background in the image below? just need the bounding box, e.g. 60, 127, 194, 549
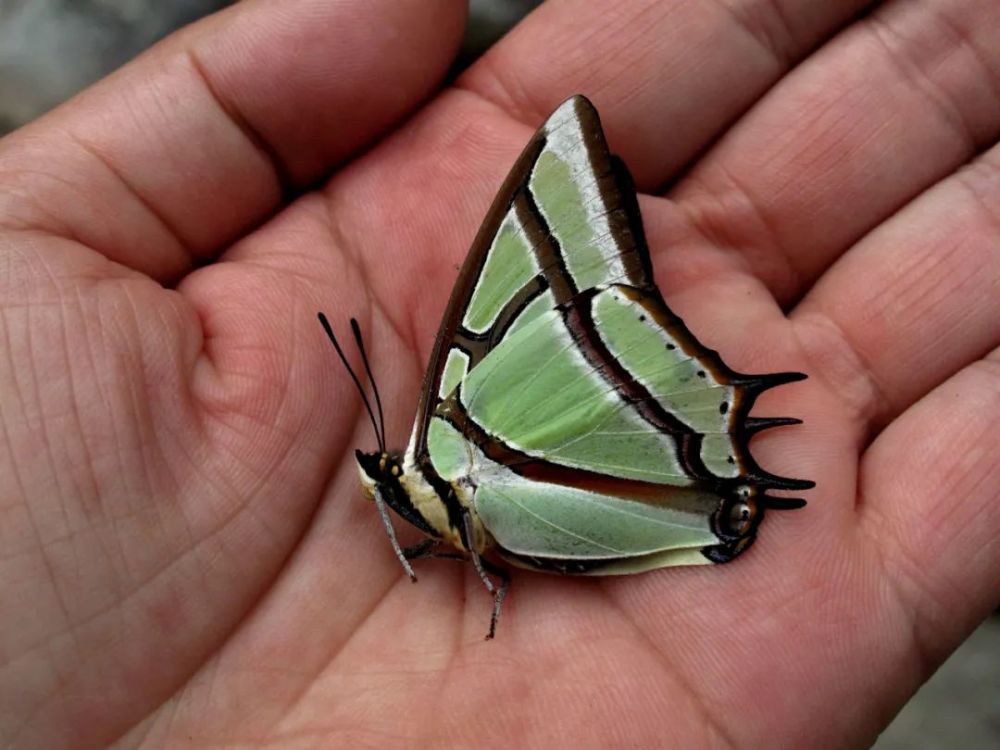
0, 0, 232, 132
0, 1, 996, 747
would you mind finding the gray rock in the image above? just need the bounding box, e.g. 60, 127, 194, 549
876, 616, 1000, 749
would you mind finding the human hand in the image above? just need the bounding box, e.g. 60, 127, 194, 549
1, 1, 997, 747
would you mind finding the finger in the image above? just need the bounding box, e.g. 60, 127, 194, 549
791, 142, 1000, 436
460, 0, 870, 187
858, 345, 1000, 671
0, 0, 466, 280
669, 0, 1000, 301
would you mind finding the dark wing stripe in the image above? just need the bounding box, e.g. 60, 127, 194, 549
515, 187, 578, 304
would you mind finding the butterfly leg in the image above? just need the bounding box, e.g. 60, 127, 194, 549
461, 509, 510, 640
373, 486, 417, 582
479, 557, 510, 641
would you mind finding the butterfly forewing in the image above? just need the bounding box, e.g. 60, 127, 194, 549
407, 96, 651, 463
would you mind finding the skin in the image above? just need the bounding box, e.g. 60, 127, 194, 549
0, 0, 997, 746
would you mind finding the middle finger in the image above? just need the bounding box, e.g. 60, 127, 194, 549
668, 0, 1000, 302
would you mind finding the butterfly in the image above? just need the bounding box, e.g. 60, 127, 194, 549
320, 95, 813, 639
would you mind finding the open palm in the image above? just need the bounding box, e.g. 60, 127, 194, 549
2, 1, 997, 747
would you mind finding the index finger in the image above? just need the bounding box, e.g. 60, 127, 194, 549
0, 0, 466, 280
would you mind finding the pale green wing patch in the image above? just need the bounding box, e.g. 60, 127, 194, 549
439, 348, 470, 399
530, 150, 624, 290
427, 416, 471, 482
475, 474, 719, 560
462, 213, 538, 334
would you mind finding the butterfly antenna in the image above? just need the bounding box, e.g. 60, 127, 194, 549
318, 313, 384, 453
350, 318, 387, 454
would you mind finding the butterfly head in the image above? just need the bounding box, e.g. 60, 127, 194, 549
355, 449, 403, 501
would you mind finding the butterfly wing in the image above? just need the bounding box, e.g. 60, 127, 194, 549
407, 95, 652, 459
408, 96, 811, 572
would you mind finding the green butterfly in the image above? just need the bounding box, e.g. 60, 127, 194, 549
320, 95, 813, 638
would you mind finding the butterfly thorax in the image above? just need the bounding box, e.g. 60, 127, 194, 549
355, 449, 479, 552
